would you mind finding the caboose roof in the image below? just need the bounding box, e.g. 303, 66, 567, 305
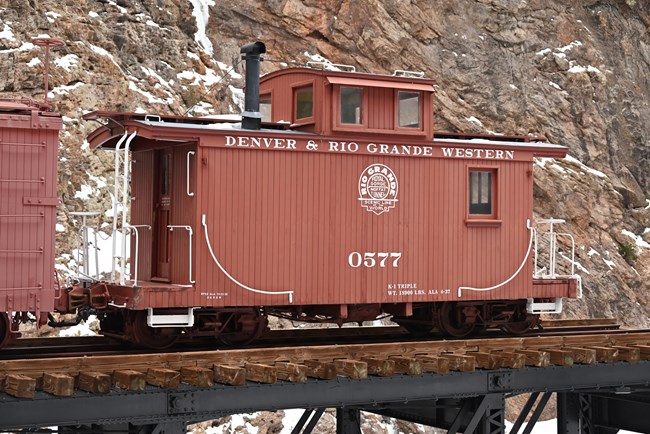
85, 112, 568, 158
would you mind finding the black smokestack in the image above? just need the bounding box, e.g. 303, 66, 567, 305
240, 41, 266, 130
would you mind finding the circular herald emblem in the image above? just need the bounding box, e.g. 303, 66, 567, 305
358, 164, 399, 215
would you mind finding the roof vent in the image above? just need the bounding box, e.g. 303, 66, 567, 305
392, 70, 425, 78
306, 61, 356, 72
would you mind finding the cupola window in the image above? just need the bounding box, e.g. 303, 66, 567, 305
398, 91, 421, 128
340, 87, 363, 124
295, 86, 314, 120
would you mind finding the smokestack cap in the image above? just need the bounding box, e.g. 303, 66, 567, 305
240, 41, 266, 57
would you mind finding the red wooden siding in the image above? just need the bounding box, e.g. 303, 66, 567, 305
190, 135, 536, 309
0, 105, 60, 314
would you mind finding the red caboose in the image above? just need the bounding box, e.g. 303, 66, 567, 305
0, 99, 61, 346
78, 43, 580, 347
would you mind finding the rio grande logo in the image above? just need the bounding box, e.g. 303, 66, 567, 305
358, 164, 398, 215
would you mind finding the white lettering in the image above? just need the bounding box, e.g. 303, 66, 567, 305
225, 136, 236, 146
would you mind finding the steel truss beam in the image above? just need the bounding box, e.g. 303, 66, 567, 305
1, 361, 649, 431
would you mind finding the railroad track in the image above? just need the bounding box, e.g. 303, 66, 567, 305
1, 317, 622, 358
0, 318, 648, 399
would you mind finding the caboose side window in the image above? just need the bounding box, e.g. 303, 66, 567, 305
295, 86, 313, 120
340, 86, 363, 124
260, 94, 272, 122
469, 170, 493, 215
398, 91, 421, 128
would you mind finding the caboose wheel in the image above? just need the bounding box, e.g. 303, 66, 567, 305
0, 313, 11, 348
128, 311, 179, 350
503, 309, 539, 335
439, 302, 475, 338
217, 310, 268, 346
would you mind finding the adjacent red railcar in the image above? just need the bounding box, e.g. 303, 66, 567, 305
0, 99, 61, 346
74, 43, 580, 347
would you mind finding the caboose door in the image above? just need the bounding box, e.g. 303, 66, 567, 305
152, 149, 173, 282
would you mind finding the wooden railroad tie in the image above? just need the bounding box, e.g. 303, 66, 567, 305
614, 346, 640, 363
275, 362, 308, 383
113, 370, 146, 391
514, 350, 550, 367
147, 368, 181, 389
587, 347, 618, 364
361, 357, 395, 377
304, 360, 337, 380
42, 373, 74, 397
78, 372, 112, 394
390, 356, 423, 375
181, 367, 214, 388
632, 344, 650, 360
245, 363, 277, 384
334, 359, 367, 379
213, 365, 246, 386
470, 352, 498, 370
4, 374, 36, 399
564, 347, 597, 365
417, 355, 450, 374
439, 354, 476, 372
544, 349, 574, 366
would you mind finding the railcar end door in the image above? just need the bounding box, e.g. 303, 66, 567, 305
152, 149, 173, 282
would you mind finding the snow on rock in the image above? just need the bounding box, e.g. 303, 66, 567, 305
466, 116, 483, 127
189, 0, 216, 56
27, 57, 41, 67
48, 82, 85, 98
622, 229, 650, 250
45, 11, 62, 23
0, 23, 16, 42
563, 155, 607, 178
54, 53, 80, 71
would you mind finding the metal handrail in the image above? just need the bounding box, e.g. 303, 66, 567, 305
125, 225, 151, 287
186, 151, 195, 197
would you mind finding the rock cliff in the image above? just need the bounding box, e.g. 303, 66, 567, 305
1, 0, 648, 322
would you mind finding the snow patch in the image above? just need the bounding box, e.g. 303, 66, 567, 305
0, 41, 35, 54
622, 229, 650, 249
564, 155, 607, 178
229, 85, 245, 110
216, 60, 242, 79
89, 44, 124, 73
54, 54, 79, 71
0, 23, 16, 42
48, 82, 85, 98
128, 79, 174, 105
558, 40, 583, 53
176, 67, 221, 88
45, 11, 62, 23
587, 248, 600, 257
88, 11, 99, 18
603, 258, 615, 270
108, 0, 127, 13
74, 184, 95, 200
56, 223, 66, 233
27, 57, 41, 67
189, 0, 215, 55
58, 315, 98, 337
466, 116, 483, 127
